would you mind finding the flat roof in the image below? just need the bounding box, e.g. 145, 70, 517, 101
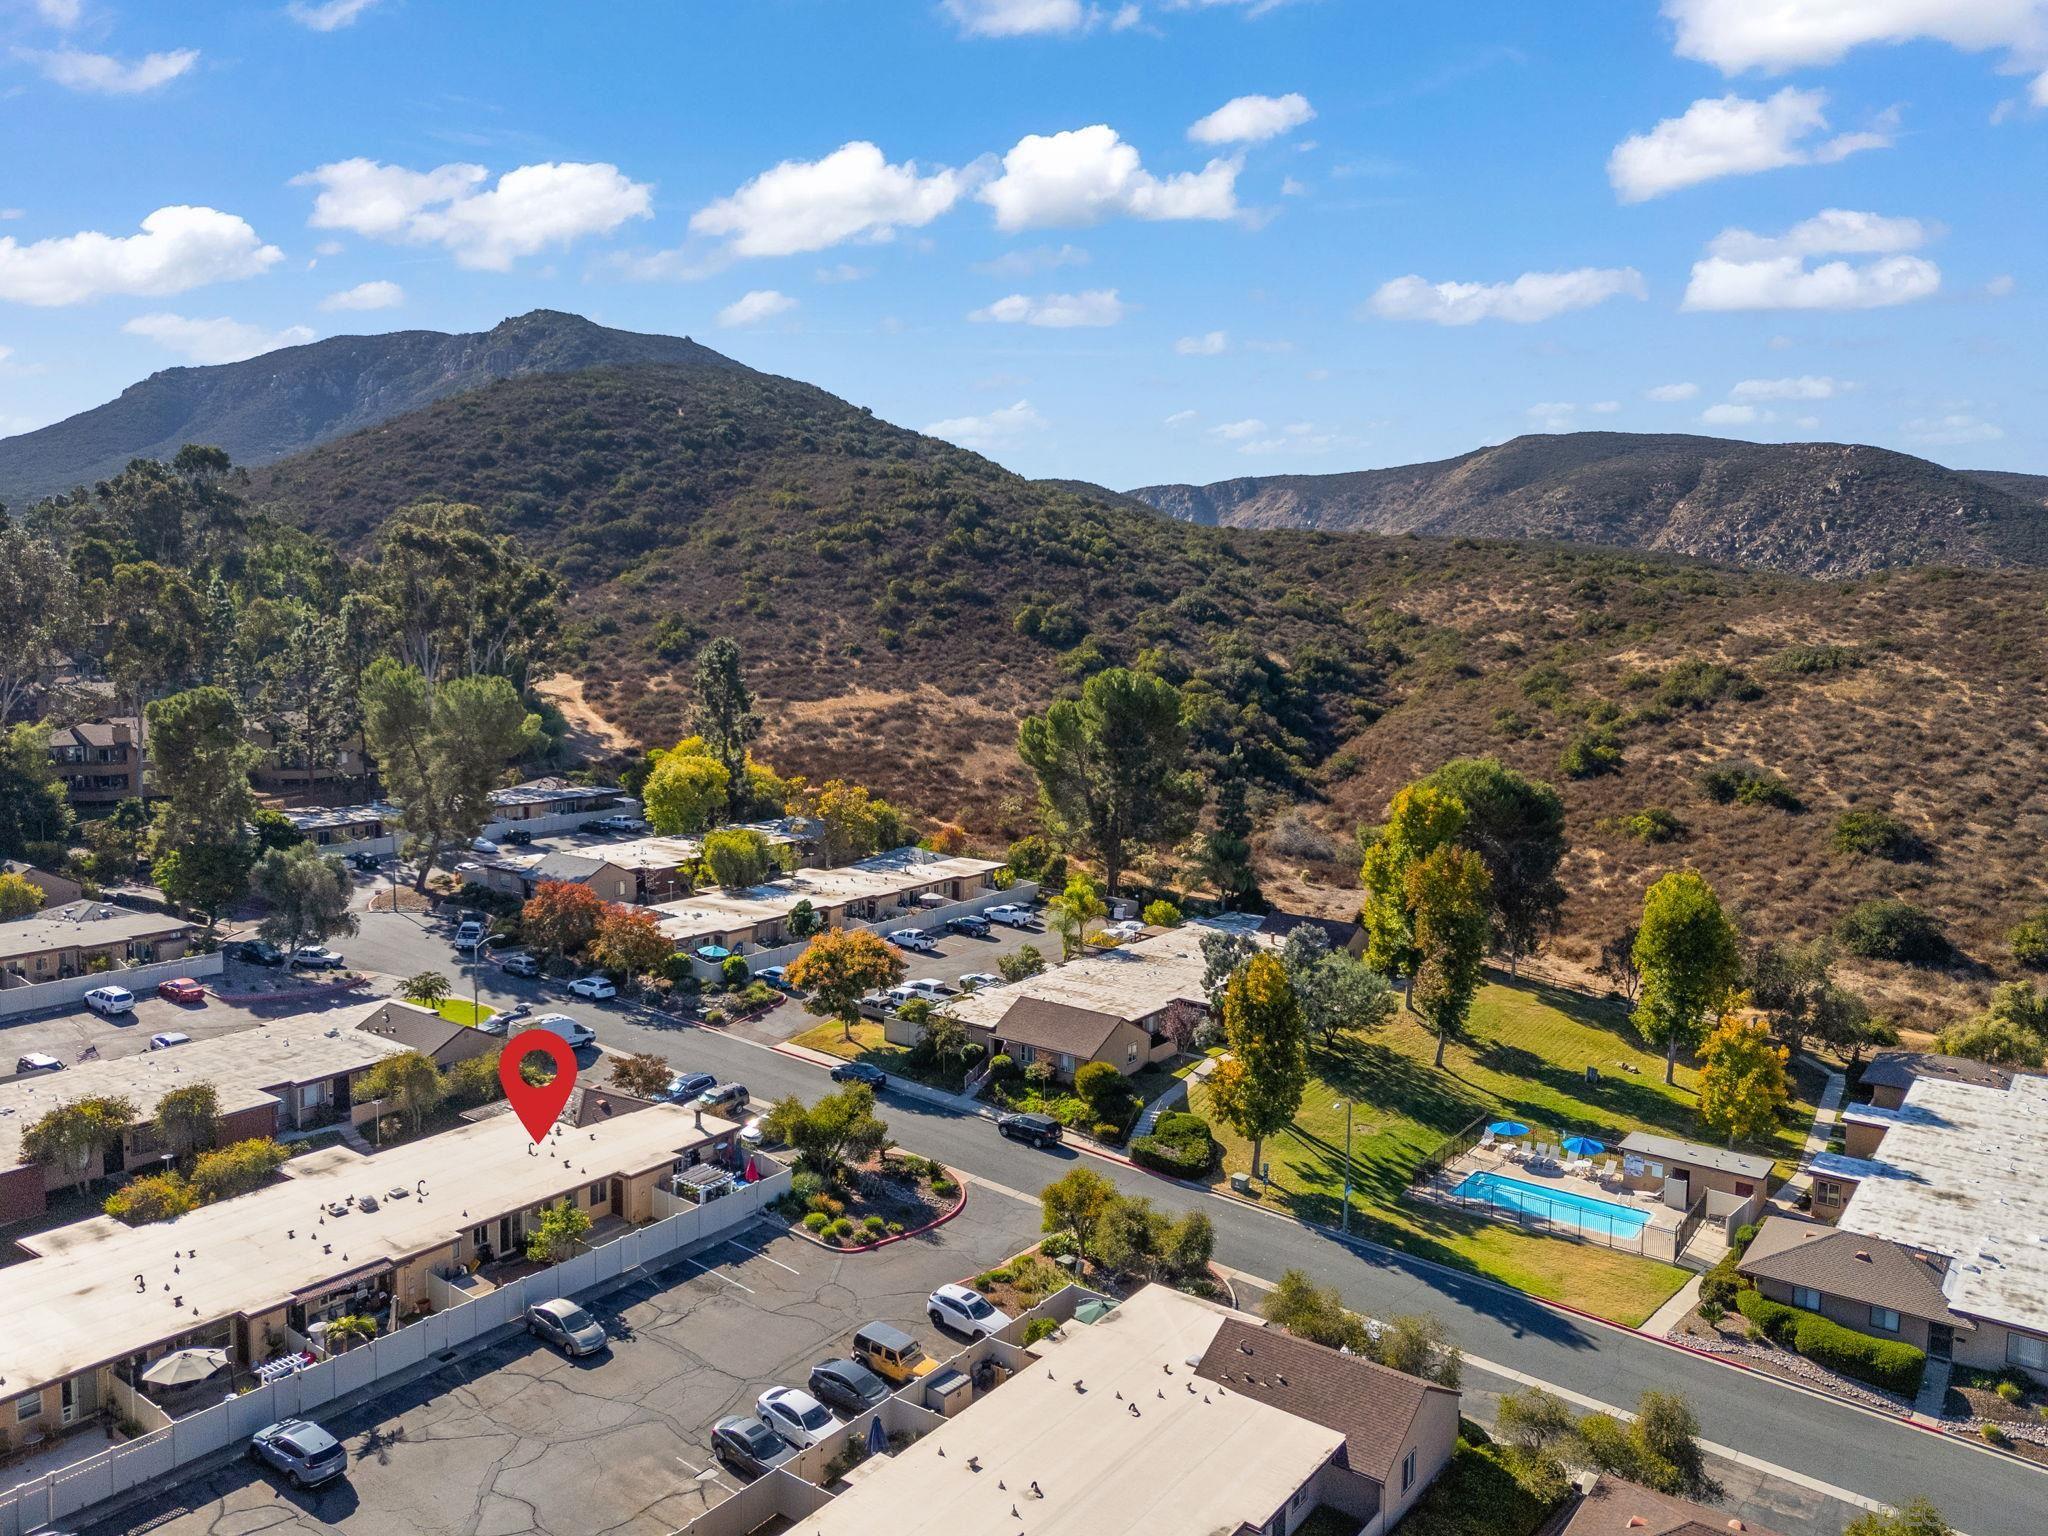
0, 1102, 735, 1394
488, 777, 622, 808
0, 902, 193, 963
649, 848, 1001, 942
1616, 1132, 1774, 1180
0, 1003, 412, 1174
1860, 1051, 2017, 1094
946, 922, 1232, 1031
783, 1285, 1342, 1536
282, 803, 397, 833
1837, 1074, 2048, 1337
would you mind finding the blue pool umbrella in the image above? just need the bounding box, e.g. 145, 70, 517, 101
695, 944, 732, 961
1562, 1135, 1606, 1156
1487, 1120, 1530, 1138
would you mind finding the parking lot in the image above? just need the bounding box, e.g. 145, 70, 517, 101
81, 1198, 1042, 1536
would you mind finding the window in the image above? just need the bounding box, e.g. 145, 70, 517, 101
1817, 1182, 1841, 1209
1401, 1448, 1416, 1492
1871, 1307, 1901, 1334
1792, 1286, 1822, 1311
1058, 1053, 1076, 1075
588, 1181, 606, 1205
16, 1396, 42, 1422
2009, 1332, 2048, 1371
1126, 1043, 1138, 1064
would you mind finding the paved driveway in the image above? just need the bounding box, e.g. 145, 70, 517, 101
82, 1203, 1040, 1536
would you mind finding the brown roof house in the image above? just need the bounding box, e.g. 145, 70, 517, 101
1, 859, 83, 909
1737, 1215, 1972, 1358
46, 717, 145, 807
1555, 1475, 1788, 1536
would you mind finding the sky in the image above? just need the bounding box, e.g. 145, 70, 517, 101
0, 0, 2043, 489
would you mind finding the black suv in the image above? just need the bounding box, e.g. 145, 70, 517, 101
231, 939, 284, 967
945, 913, 991, 937
997, 1111, 1063, 1149
808, 1357, 889, 1416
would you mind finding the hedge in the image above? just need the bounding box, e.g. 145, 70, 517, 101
1736, 1288, 1925, 1395
1130, 1110, 1217, 1178
1400, 1441, 1554, 1536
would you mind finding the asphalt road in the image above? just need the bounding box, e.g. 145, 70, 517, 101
118, 911, 2048, 1534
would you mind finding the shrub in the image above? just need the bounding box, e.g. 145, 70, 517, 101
1698, 1255, 1744, 1311
1074, 1060, 1121, 1108
1698, 1299, 1724, 1325
1737, 1289, 1925, 1394
1091, 1120, 1122, 1141
789, 1168, 826, 1202
1022, 1316, 1060, 1347
987, 1053, 1016, 1080
719, 954, 750, 988
1831, 810, 1919, 861
1656, 659, 1762, 711
930, 1174, 957, 1197
1697, 763, 1801, 810
1619, 807, 1685, 844
827, 1216, 855, 1239
1983, 1423, 2010, 1446
802, 1210, 831, 1232
1559, 727, 1623, 778
1130, 1110, 1217, 1178
2007, 909, 2048, 971
1836, 899, 1948, 965
1769, 643, 1857, 676
1141, 899, 1183, 928
862, 1214, 885, 1233
104, 1171, 198, 1226
886, 1221, 904, 1235
1996, 1380, 2024, 1404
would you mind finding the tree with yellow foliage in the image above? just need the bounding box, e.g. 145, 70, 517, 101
1696, 996, 1790, 1148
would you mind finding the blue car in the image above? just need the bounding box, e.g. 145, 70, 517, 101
248, 1418, 348, 1489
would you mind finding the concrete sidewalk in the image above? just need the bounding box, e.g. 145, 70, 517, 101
1778, 1068, 1846, 1202
774, 1040, 995, 1120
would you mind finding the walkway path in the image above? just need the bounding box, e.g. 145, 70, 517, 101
1778, 1067, 1846, 1203
1133, 1054, 1218, 1136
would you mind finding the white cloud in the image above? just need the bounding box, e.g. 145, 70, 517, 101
691, 142, 969, 258
1188, 92, 1315, 144
17, 46, 199, 94
1589, 400, 1622, 413
286, 0, 380, 30
1903, 411, 2004, 445
1730, 374, 1842, 399
1528, 402, 1579, 431
716, 289, 798, 328
973, 243, 1089, 276
34, 0, 82, 27
979, 124, 1239, 230
1280, 176, 1307, 196
1236, 420, 1349, 456
294, 157, 651, 271
1684, 209, 1940, 311
1368, 266, 1646, 325
0, 206, 281, 307
318, 279, 403, 311
1646, 383, 1700, 401
1164, 408, 1198, 427
1986, 273, 2017, 297
123, 313, 316, 365
942, 0, 1086, 35
1176, 329, 1228, 355
969, 288, 1126, 327
814, 263, 871, 283
1701, 402, 1761, 425
1607, 89, 1890, 202
1210, 417, 1267, 440
1663, 0, 2048, 74
923, 399, 1048, 452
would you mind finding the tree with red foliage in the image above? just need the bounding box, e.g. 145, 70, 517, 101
522, 879, 604, 961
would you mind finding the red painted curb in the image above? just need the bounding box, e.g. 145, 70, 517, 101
779, 1162, 968, 1253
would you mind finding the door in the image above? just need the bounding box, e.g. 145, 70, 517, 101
59, 1377, 80, 1426
608, 1178, 624, 1216
1929, 1323, 1954, 1361
103, 1134, 127, 1176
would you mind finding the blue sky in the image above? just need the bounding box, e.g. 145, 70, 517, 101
1, 0, 2043, 489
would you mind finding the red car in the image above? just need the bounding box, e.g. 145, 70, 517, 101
156, 977, 206, 1004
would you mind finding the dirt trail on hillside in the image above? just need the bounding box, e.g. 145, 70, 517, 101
536, 673, 636, 755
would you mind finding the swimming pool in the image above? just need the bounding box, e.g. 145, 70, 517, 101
1450, 1170, 1651, 1240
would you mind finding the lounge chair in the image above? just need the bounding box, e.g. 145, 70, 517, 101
1479, 1129, 1497, 1151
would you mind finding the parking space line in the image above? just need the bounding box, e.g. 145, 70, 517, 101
722, 1238, 800, 1274
677, 1255, 753, 1293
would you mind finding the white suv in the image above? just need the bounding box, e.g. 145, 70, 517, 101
84, 985, 135, 1016
928, 1282, 1012, 1339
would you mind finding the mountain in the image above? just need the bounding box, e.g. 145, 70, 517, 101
1130, 432, 2048, 577
241, 357, 2048, 1029
0, 310, 737, 508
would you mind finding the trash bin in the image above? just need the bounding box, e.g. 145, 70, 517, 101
1230, 1171, 1251, 1195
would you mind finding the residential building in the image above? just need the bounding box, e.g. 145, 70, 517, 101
0, 859, 83, 909
1257, 910, 1367, 957
777, 1283, 1459, 1536
243, 715, 370, 798
1857, 1050, 2017, 1110
0, 1001, 483, 1224
1614, 1132, 1772, 1219
1553, 1475, 1787, 1536
46, 718, 143, 808
934, 923, 1244, 1080
0, 1101, 741, 1453
478, 822, 820, 906
482, 777, 625, 837
475, 847, 651, 906
1791, 1072, 2048, 1382
1737, 1215, 1970, 1357
281, 802, 399, 854
0, 902, 193, 987
649, 848, 1003, 957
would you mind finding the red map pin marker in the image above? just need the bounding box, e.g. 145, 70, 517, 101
498, 1028, 580, 1143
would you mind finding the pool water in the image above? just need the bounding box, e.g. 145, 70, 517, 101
1451, 1170, 1651, 1239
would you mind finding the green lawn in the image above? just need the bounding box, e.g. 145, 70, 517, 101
436, 997, 497, 1028
1190, 976, 1807, 1325
790, 1021, 968, 1092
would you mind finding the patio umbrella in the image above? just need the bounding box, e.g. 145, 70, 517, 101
140, 1348, 230, 1388
865, 1415, 889, 1456
1561, 1135, 1606, 1156
695, 945, 732, 961
1486, 1120, 1530, 1138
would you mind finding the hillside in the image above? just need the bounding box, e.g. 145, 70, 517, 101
0, 310, 736, 508
1131, 432, 2048, 577
244, 362, 2048, 1029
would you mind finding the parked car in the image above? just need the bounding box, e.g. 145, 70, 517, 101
983, 903, 1035, 928
945, 913, 991, 938
148, 1031, 192, 1051
900, 978, 950, 1001
830, 1060, 887, 1088
532, 1013, 596, 1048
711, 1415, 798, 1478
454, 919, 486, 951
230, 939, 284, 966
695, 1083, 750, 1116
568, 975, 617, 1000
247, 1418, 348, 1489
807, 1357, 890, 1417
657, 1070, 718, 1102
499, 951, 540, 979
347, 851, 381, 872
83, 985, 134, 1016
928, 1283, 1012, 1339
996, 1111, 1063, 1150
885, 928, 937, 953
290, 945, 346, 970
756, 1386, 836, 1448
755, 964, 790, 988
851, 1321, 937, 1385
956, 971, 1003, 992
475, 1013, 510, 1037
504, 827, 534, 846
15, 1052, 64, 1075
155, 977, 206, 1004
470, 836, 502, 855
596, 813, 645, 833
525, 1298, 607, 1357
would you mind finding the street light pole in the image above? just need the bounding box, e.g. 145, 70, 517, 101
1334, 1098, 1354, 1233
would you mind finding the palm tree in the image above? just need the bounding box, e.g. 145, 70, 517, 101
324, 1314, 378, 1353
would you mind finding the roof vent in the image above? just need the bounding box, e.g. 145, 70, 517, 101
1628, 1521, 1648, 1530
1853, 1250, 1872, 1262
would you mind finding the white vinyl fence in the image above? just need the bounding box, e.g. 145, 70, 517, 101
0, 1165, 789, 1536
0, 949, 225, 1021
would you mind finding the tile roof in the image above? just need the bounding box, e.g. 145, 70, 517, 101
1257, 911, 1363, 949
1557, 1476, 1787, 1536
988, 996, 1126, 1060
1193, 1316, 1455, 1483
1737, 1215, 1968, 1328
